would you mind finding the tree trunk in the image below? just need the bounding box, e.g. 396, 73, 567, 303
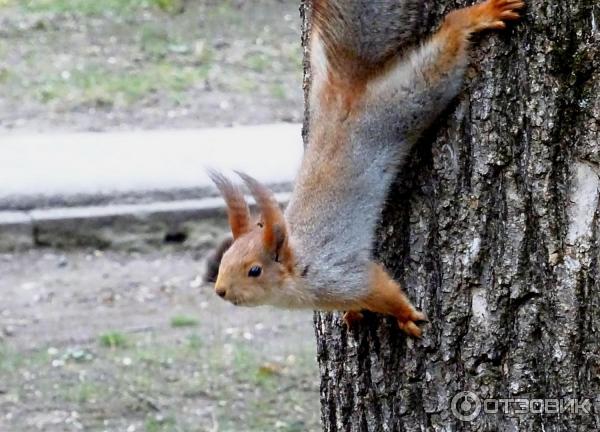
302, 1, 600, 431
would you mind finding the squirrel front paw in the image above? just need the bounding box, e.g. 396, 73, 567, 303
364, 263, 429, 338
344, 309, 427, 338
475, 0, 525, 31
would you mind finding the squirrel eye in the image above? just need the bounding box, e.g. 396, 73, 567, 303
248, 265, 262, 278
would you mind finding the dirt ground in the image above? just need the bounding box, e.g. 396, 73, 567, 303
0, 1, 318, 430
0, 247, 320, 432
0, 0, 304, 132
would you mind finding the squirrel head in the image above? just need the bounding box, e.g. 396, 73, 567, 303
208, 170, 295, 307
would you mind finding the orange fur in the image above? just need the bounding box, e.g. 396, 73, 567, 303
319, 77, 367, 120
313, 0, 525, 154
359, 263, 427, 338
425, 0, 524, 82
343, 311, 364, 327
319, 263, 427, 338
214, 228, 297, 306
363, 263, 426, 337
209, 0, 525, 339
312, 1, 368, 83
208, 171, 251, 239
237, 172, 295, 272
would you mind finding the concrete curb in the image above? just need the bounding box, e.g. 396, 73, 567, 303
0, 212, 35, 250
0, 193, 291, 252
0, 124, 302, 251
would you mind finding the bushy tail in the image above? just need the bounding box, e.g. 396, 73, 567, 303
203, 236, 233, 283
312, 0, 424, 79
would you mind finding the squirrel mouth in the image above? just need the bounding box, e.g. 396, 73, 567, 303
229, 297, 259, 308
229, 297, 247, 306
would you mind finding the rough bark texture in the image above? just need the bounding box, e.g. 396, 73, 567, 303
303, 1, 600, 431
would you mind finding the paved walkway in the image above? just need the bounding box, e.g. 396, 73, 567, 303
0, 123, 302, 208
0, 124, 303, 250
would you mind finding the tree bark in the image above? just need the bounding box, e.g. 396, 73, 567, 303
302, 1, 600, 431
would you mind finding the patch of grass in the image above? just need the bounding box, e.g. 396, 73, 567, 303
170, 315, 199, 328
246, 52, 271, 73
207, 0, 242, 25
152, 0, 182, 14
0, 345, 22, 374
230, 344, 277, 388
282, 42, 304, 70
61, 381, 104, 404
145, 415, 178, 432
140, 25, 171, 59
228, 77, 258, 93
193, 41, 214, 65
21, 0, 182, 16
133, 344, 183, 367
0, 345, 51, 374
270, 83, 287, 100
99, 331, 129, 349
129, 370, 155, 394
35, 63, 210, 107
201, 2, 250, 54
186, 334, 202, 350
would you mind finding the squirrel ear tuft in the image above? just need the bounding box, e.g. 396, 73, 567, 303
208, 170, 251, 240
236, 171, 285, 246
235, 171, 293, 265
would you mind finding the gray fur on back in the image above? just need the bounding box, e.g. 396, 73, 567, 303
335, 0, 424, 65
285, 33, 467, 303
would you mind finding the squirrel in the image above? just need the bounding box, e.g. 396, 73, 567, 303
206, 0, 524, 338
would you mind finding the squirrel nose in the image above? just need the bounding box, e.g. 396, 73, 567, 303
216, 288, 226, 298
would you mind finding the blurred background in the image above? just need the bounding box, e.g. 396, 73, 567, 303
0, 0, 303, 131
0, 1, 318, 431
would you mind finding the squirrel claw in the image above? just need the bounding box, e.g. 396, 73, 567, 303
397, 310, 428, 338
412, 310, 428, 323
398, 319, 424, 338
472, 0, 525, 32
343, 311, 364, 328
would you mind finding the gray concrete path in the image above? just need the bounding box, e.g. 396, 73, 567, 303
1, 123, 302, 207
0, 124, 303, 250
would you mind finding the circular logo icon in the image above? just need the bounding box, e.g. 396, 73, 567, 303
451, 391, 482, 422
